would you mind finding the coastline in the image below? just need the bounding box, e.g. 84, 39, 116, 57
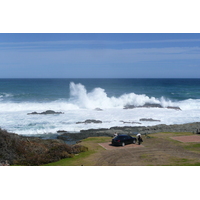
57, 122, 200, 142
1, 122, 200, 166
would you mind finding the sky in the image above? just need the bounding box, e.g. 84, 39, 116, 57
0, 33, 200, 78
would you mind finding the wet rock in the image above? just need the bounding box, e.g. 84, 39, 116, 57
140, 118, 161, 122
166, 106, 181, 110
124, 105, 136, 109
120, 120, 142, 124
28, 110, 64, 115
41, 110, 64, 114
94, 108, 103, 111
76, 119, 102, 124
57, 122, 200, 142
142, 103, 163, 108
57, 130, 68, 133
124, 103, 162, 109
124, 103, 181, 111
28, 111, 38, 115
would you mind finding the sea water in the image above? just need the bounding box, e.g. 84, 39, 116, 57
1, 78, 200, 137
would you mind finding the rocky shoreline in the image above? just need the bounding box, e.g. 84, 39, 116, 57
57, 122, 200, 142
1, 121, 200, 165
124, 103, 181, 110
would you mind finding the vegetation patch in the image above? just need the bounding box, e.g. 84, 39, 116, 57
169, 157, 200, 166
45, 137, 111, 166
184, 143, 200, 153
0, 128, 88, 166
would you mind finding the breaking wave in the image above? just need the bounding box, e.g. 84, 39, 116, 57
1, 82, 200, 112
69, 82, 173, 109
1, 82, 200, 135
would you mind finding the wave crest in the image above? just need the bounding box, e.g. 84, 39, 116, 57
69, 82, 172, 109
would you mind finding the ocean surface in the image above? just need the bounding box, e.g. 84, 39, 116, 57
1, 78, 200, 137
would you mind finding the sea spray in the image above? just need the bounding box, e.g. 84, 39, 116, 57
1, 79, 200, 135
69, 82, 173, 109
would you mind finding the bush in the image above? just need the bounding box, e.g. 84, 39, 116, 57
0, 128, 88, 166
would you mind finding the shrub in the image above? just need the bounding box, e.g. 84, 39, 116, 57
0, 128, 88, 166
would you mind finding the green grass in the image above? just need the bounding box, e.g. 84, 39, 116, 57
44, 150, 95, 166
140, 154, 149, 159
184, 143, 200, 153
44, 136, 111, 166
169, 157, 200, 166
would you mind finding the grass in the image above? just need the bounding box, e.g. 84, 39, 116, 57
44, 133, 200, 166
44, 150, 95, 166
44, 136, 111, 166
184, 143, 200, 153
169, 157, 200, 166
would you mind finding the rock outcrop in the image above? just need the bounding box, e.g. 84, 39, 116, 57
124, 103, 181, 110
27, 110, 64, 115
120, 120, 142, 124
94, 108, 103, 111
139, 118, 161, 122
57, 122, 200, 142
166, 106, 181, 110
76, 119, 102, 124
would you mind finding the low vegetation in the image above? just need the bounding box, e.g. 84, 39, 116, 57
1, 128, 200, 166
0, 128, 88, 166
45, 136, 111, 166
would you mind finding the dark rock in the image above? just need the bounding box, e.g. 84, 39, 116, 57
120, 120, 142, 124
166, 106, 181, 110
124, 104, 181, 111
142, 103, 163, 108
140, 118, 161, 122
124, 105, 136, 109
58, 128, 112, 142
76, 119, 102, 124
41, 110, 64, 114
28, 111, 38, 115
94, 108, 103, 111
124, 103, 162, 109
57, 130, 68, 133
55, 122, 200, 146
59, 122, 200, 142
28, 110, 64, 115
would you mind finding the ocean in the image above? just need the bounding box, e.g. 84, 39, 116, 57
1, 78, 200, 138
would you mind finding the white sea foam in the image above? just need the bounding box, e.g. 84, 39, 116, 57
1, 82, 200, 135
69, 82, 174, 109
0, 93, 13, 100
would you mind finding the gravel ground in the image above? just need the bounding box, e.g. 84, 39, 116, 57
171, 135, 200, 142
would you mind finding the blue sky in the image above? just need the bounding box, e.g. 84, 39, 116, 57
0, 33, 200, 78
